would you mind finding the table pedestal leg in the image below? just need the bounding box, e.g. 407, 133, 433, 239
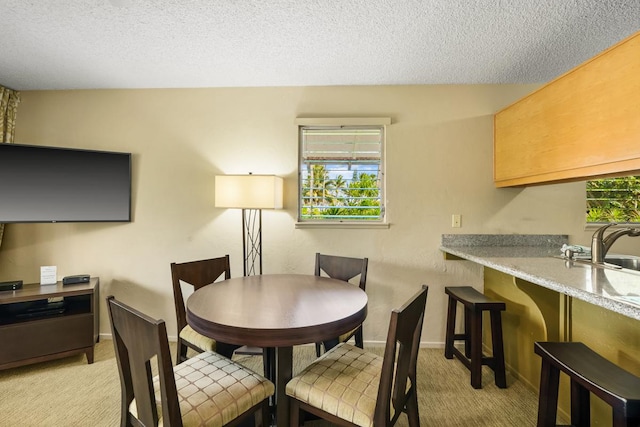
276, 346, 293, 427
323, 337, 340, 352
216, 342, 241, 359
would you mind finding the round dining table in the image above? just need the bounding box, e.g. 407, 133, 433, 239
186, 273, 368, 427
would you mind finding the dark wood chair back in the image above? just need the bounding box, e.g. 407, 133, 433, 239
170, 255, 230, 344
107, 295, 182, 427
315, 252, 368, 291
375, 284, 428, 426
314, 253, 369, 355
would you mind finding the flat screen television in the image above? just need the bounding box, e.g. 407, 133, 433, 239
0, 143, 132, 223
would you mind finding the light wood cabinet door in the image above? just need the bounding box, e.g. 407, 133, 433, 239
494, 30, 640, 187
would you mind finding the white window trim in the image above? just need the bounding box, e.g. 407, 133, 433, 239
295, 117, 391, 229
294, 117, 392, 126
584, 223, 639, 231
295, 221, 390, 229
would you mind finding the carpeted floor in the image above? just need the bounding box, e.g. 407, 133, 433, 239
0, 340, 545, 426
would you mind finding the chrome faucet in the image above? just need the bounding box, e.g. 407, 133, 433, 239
591, 223, 640, 263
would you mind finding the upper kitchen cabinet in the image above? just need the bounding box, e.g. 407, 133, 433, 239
494, 30, 640, 187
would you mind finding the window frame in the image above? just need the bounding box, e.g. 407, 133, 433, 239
295, 117, 390, 229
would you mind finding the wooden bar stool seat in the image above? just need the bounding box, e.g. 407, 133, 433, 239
444, 286, 507, 389
534, 341, 640, 427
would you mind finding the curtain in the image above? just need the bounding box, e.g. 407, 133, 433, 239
0, 85, 21, 248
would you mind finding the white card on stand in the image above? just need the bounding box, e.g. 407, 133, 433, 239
40, 266, 57, 285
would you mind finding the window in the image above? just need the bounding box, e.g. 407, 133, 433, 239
298, 124, 385, 223
586, 175, 640, 223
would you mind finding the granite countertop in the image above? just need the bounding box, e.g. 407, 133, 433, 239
440, 234, 640, 321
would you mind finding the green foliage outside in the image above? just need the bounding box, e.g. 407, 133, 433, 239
301, 164, 381, 220
586, 176, 640, 223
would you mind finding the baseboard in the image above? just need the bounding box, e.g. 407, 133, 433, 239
363, 340, 444, 348
100, 333, 444, 349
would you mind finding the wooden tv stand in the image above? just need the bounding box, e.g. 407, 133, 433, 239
0, 277, 99, 370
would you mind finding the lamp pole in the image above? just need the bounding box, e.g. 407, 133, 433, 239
242, 208, 262, 276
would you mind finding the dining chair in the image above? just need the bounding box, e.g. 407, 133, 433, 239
170, 255, 232, 364
171, 256, 274, 382
286, 285, 428, 427
314, 252, 369, 356
106, 295, 274, 427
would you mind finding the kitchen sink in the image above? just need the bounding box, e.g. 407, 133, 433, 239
604, 256, 640, 271
557, 255, 640, 273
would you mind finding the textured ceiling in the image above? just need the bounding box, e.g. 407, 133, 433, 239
0, 0, 638, 90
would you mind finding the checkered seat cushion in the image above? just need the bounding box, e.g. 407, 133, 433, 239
286, 343, 393, 427
180, 324, 216, 352
131, 351, 274, 427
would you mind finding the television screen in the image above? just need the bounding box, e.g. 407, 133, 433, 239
0, 143, 132, 223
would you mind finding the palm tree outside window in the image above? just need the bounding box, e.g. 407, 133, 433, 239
586, 175, 640, 223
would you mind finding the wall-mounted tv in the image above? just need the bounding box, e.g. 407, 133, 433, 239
0, 143, 132, 223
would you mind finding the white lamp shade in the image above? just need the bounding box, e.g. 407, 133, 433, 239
215, 175, 283, 209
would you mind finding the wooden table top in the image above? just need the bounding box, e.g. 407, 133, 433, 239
186, 273, 368, 347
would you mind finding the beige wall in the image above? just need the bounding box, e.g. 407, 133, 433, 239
2, 84, 634, 345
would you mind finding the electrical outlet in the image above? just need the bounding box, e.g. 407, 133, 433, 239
452, 214, 461, 228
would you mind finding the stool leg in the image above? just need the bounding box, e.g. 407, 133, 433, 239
444, 296, 457, 359
470, 307, 483, 389
464, 307, 472, 358
570, 379, 590, 427
490, 310, 507, 388
537, 359, 560, 427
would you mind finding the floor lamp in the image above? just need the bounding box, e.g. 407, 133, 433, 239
214, 174, 284, 276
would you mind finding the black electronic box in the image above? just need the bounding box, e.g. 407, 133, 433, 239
62, 275, 90, 285
0, 280, 22, 291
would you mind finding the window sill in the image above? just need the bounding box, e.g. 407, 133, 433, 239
295, 222, 390, 230
585, 222, 640, 231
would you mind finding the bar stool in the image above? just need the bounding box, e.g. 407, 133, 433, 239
444, 286, 507, 389
534, 341, 640, 427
